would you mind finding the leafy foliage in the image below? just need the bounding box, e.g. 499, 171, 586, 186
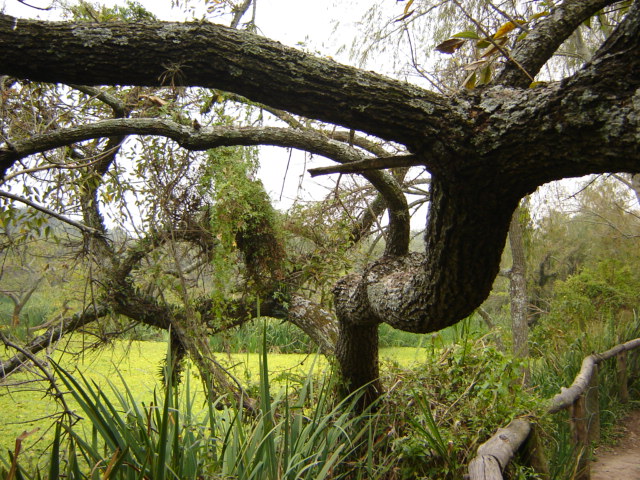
374, 340, 541, 479
204, 147, 286, 296
548, 260, 640, 328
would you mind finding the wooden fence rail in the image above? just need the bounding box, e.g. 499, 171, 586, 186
467, 337, 640, 480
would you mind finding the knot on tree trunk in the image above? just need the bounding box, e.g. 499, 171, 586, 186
333, 252, 425, 327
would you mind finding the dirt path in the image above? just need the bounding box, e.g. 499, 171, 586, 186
591, 410, 640, 480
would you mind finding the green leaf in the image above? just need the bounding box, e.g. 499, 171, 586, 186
478, 65, 493, 85
452, 30, 479, 40
48, 423, 61, 480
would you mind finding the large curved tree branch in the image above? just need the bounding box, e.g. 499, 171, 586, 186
477, 2, 640, 186
0, 13, 461, 150
0, 119, 403, 169
334, 4, 640, 395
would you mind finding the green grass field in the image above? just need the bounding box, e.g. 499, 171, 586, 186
0, 339, 434, 464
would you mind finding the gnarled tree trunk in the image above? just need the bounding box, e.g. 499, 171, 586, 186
0, 1, 639, 407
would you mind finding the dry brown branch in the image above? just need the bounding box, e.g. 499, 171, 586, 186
308, 154, 420, 177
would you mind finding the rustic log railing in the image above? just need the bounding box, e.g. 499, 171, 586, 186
467, 337, 640, 480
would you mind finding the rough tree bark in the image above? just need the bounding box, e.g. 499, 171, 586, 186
0, 0, 639, 401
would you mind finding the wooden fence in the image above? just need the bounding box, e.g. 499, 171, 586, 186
467, 337, 640, 480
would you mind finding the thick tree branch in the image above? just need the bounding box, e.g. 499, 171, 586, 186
335, 173, 522, 334
0, 119, 370, 168
76, 136, 123, 260
496, 0, 622, 87
0, 13, 460, 149
468, 3, 640, 190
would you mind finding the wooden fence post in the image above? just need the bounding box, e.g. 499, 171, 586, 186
587, 364, 600, 444
617, 350, 629, 403
521, 424, 550, 480
570, 394, 591, 480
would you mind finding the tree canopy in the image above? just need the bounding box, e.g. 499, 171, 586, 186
0, 0, 639, 403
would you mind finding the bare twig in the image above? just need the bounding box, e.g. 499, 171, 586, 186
0, 190, 102, 236
0, 330, 79, 421
2, 156, 107, 184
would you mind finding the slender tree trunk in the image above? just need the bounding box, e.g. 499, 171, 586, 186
508, 207, 530, 383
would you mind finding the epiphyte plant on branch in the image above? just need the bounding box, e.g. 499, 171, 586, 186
0, 0, 638, 408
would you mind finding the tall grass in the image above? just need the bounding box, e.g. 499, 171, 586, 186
1, 335, 380, 479
209, 317, 315, 354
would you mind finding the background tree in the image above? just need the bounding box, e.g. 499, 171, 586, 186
505, 205, 530, 381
